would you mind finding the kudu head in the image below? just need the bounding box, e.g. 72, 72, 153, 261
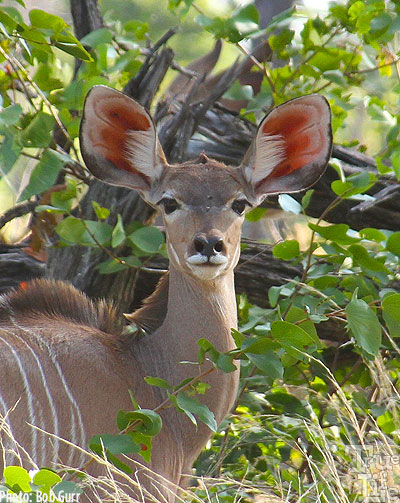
80, 86, 332, 281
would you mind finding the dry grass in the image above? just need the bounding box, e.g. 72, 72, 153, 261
1, 353, 399, 503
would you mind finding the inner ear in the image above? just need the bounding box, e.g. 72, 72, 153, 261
242, 94, 332, 198
90, 98, 153, 175
260, 100, 328, 179
80, 86, 166, 193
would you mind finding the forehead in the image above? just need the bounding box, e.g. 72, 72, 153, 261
159, 162, 242, 206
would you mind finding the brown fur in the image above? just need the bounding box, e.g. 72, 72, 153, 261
0, 279, 122, 336
124, 273, 169, 334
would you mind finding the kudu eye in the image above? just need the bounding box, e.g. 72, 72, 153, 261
159, 197, 181, 215
231, 199, 248, 216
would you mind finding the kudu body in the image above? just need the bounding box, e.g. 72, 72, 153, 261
0, 87, 332, 501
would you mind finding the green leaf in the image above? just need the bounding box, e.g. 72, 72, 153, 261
268, 28, 294, 50
285, 306, 321, 345
272, 240, 300, 260
392, 151, 400, 180
245, 207, 267, 222
331, 172, 377, 198
242, 337, 276, 354
382, 293, 400, 338
110, 51, 141, 74
265, 390, 310, 417
112, 214, 126, 247
346, 298, 382, 356
195, 6, 258, 43
231, 4, 259, 35
0, 131, 22, 176
88, 434, 137, 473
323, 70, 347, 86
33, 469, 61, 495
3, 466, 31, 492
0, 10, 18, 32
301, 189, 314, 210
90, 433, 141, 455
360, 228, 386, 242
386, 232, 400, 257
53, 481, 82, 499
97, 255, 141, 274
216, 353, 237, 373
268, 285, 282, 307
29, 9, 67, 34
18, 26, 50, 47
49, 180, 77, 212
20, 112, 55, 148
197, 338, 220, 365
80, 28, 113, 48
128, 226, 164, 254
278, 194, 302, 214
0, 104, 22, 128
54, 40, 93, 62
97, 258, 126, 274
377, 410, 395, 434
56, 217, 112, 247
19, 150, 64, 201
309, 223, 359, 245
331, 180, 353, 196
247, 351, 283, 379
144, 376, 171, 388
348, 244, 388, 273
271, 321, 315, 359
223, 80, 253, 101
234, 3, 259, 24
123, 20, 149, 39
348, 0, 364, 20
55, 217, 85, 244
92, 201, 110, 220
34, 62, 64, 92
176, 392, 217, 432
116, 409, 162, 436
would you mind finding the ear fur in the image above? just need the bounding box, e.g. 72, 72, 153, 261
80, 86, 167, 193
241, 94, 332, 201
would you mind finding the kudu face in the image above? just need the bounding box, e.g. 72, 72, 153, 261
80, 86, 332, 284
154, 163, 247, 280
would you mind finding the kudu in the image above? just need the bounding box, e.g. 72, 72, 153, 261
0, 86, 332, 500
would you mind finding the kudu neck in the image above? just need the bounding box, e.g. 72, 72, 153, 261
165, 265, 238, 335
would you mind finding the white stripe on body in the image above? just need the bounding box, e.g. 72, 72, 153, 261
9, 316, 87, 467
0, 334, 38, 462
2, 327, 60, 466
0, 393, 17, 466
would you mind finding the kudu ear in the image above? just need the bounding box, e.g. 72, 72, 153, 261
240, 94, 332, 202
80, 85, 166, 194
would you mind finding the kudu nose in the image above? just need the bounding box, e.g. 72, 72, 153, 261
193, 234, 224, 259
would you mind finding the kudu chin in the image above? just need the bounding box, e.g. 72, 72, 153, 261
0, 86, 332, 501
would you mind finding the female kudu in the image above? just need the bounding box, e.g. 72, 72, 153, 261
0, 86, 332, 501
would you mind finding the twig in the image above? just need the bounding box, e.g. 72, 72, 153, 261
118, 366, 216, 435
0, 200, 39, 229
237, 41, 275, 93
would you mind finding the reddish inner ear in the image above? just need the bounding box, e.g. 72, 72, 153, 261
89, 101, 151, 174
262, 104, 328, 179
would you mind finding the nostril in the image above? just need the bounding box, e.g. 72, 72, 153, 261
214, 240, 223, 253
194, 237, 206, 253
193, 235, 224, 258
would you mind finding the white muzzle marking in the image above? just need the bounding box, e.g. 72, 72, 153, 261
187, 254, 228, 266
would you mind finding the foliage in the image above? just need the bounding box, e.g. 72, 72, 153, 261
0, 466, 81, 502
1, 0, 400, 502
